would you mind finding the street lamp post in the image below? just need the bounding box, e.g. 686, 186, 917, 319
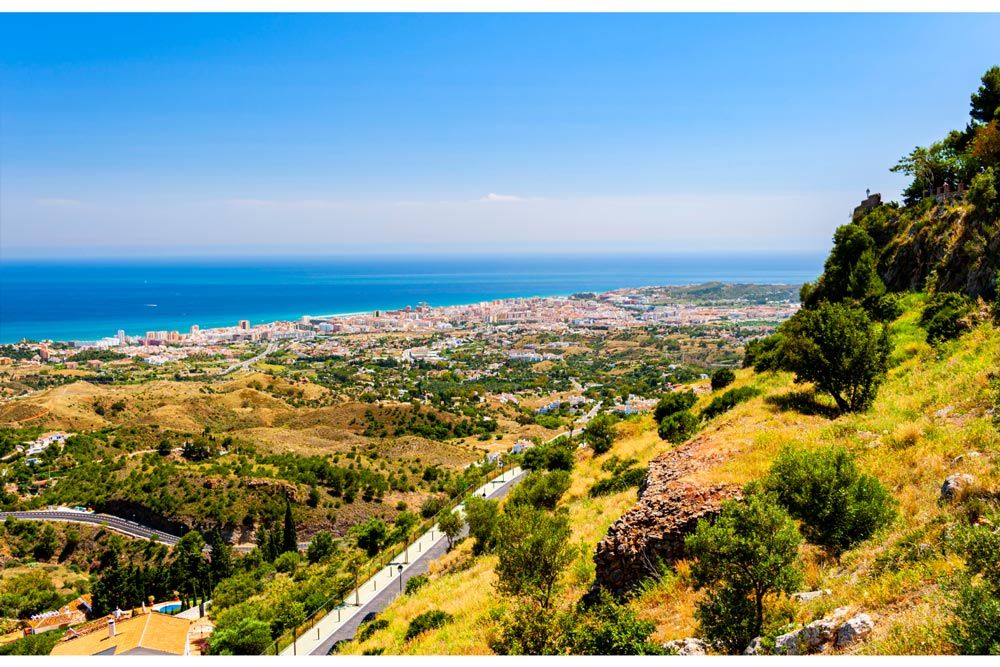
397, 564, 404, 592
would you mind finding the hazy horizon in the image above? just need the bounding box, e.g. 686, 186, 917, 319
2, 13, 999, 259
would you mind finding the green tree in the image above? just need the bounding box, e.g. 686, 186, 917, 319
33, 523, 58, 561
464, 495, 500, 556
779, 301, 891, 412
653, 391, 697, 422
208, 528, 233, 585
761, 446, 897, 555
172, 531, 208, 604
970, 65, 1000, 123
437, 509, 463, 551
355, 518, 388, 557
208, 617, 274, 655
657, 410, 699, 444
583, 414, 616, 455
281, 500, 297, 555
306, 531, 336, 564
507, 470, 571, 510
710, 368, 736, 391
685, 493, 803, 654
494, 506, 574, 610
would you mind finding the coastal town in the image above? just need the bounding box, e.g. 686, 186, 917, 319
0, 284, 799, 374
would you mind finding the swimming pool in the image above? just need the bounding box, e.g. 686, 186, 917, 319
152, 602, 182, 614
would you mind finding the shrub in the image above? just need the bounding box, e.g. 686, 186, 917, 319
507, 470, 571, 510
0, 632, 61, 656
947, 526, 1000, 654
404, 610, 453, 641
355, 518, 388, 557
761, 446, 897, 555
589, 467, 646, 497
404, 574, 429, 595
710, 369, 736, 391
208, 617, 273, 655
565, 590, 666, 655
357, 618, 389, 642
273, 551, 301, 574
685, 493, 802, 654
779, 301, 891, 412
495, 505, 574, 610
657, 410, 699, 444
583, 414, 617, 455
701, 386, 761, 420
653, 391, 697, 422
921, 292, 974, 344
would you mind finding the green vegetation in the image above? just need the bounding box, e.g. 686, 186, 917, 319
761, 446, 897, 555
685, 493, 803, 654
582, 414, 616, 455
701, 385, 762, 420
947, 524, 1000, 654
710, 368, 736, 391
921, 292, 975, 344
404, 610, 453, 641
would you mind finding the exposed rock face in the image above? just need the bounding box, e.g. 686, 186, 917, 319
663, 638, 708, 656
835, 613, 875, 649
591, 440, 740, 596
940, 473, 975, 501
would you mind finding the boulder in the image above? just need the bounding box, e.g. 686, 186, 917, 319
792, 589, 832, 602
774, 607, 850, 655
940, 473, 975, 501
743, 637, 763, 655
664, 638, 708, 656
835, 613, 874, 649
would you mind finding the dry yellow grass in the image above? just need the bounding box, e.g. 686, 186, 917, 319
343, 313, 1000, 655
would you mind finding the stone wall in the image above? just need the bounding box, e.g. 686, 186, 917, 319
591, 439, 740, 596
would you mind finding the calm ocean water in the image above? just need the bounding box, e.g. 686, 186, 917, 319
0, 254, 823, 343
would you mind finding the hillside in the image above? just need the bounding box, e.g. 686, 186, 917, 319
339, 298, 999, 655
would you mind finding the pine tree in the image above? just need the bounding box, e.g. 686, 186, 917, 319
208, 528, 233, 586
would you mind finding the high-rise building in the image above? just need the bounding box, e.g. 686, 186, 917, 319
238, 319, 250, 330
117, 330, 127, 346
190, 324, 200, 335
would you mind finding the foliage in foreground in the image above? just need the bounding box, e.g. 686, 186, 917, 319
685, 492, 802, 654
761, 445, 897, 555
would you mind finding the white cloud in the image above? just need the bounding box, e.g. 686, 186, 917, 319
481, 193, 523, 202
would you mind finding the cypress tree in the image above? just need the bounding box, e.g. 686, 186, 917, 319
282, 500, 298, 555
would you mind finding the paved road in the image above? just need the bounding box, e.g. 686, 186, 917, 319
220, 341, 278, 375
0, 510, 183, 545
294, 467, 527, 656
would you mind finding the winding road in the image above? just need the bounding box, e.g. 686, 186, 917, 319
0, 509, 183, 545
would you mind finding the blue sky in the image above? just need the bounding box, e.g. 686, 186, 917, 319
1, 13, 998, 257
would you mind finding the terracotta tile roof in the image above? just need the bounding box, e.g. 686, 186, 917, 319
51, 612, 191, 656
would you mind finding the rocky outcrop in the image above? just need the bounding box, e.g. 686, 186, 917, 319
663, 638, 708, 655
755, 608, 875, 655
835, 613, 875, 649
591, 440, 740, 596
940, 473, 975, 502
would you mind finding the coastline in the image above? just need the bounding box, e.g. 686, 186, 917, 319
0, 253, 821, 344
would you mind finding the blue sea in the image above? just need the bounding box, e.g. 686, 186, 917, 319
0, 253, 823, 343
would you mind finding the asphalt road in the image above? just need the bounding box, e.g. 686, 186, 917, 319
0, 509, 182, 545
308, 469, 526, 656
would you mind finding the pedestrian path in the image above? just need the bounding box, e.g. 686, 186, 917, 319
281, 466, 525, 656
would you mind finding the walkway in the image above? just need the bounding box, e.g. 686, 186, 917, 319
284, 466, 526, 656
